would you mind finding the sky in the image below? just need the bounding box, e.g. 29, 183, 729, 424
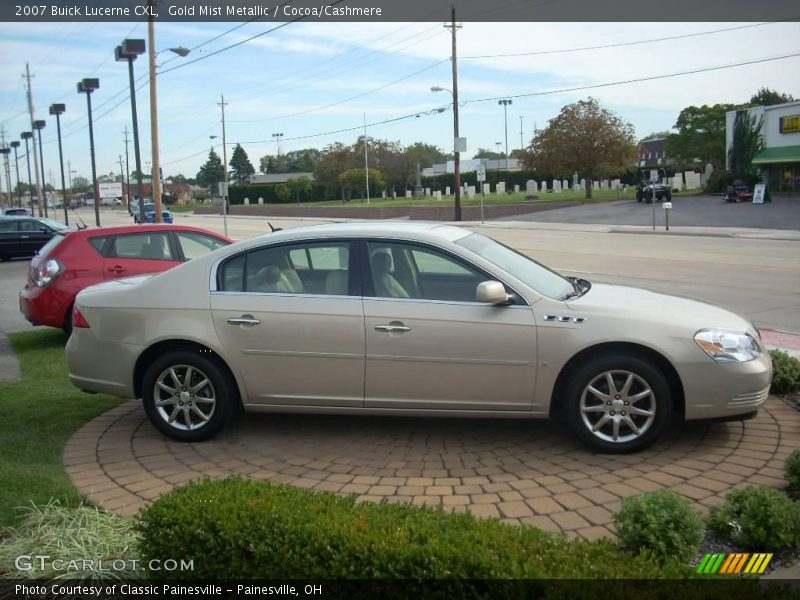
1, 17, 799, 187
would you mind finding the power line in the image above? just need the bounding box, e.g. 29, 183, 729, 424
460, 19, 799, 60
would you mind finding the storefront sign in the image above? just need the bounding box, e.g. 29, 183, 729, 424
779, 114, 800, 133
753, 183, 766, 204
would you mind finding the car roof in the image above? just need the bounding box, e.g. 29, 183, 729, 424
60, 223, 231, 239
252, 221, 472, 244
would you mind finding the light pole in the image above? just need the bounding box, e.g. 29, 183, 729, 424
21, 132, 34, 213
519, 115, 524, 151
77, 78, 100, 226
49, 103, 68, 225
10, 141, 21, 207
0, 147, 10, 209
116, 38, 146, 223
33, 120, 47, 217
431, 85, 461, 220
498, 99, 512, 170
271, 132, 283, 157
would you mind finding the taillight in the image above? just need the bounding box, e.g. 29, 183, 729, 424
72, 306, 90, 328
34, 258, 64, 287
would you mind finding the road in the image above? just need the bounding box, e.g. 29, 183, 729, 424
1, 207, 798, 335
503, 195, 800, 230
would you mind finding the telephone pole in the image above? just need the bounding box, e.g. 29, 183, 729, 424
123, 126, 130, 210
218, 94, 229, 237
24, 63, 44, 217
519, 116, 524, 151
445, 6, 462, 221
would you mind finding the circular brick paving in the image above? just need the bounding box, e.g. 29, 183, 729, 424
65, 398, 799, 541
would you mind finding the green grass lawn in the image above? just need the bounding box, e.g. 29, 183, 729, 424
0, 330, 120, 527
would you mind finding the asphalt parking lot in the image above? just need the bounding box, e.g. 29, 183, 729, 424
505, 195, 800, 230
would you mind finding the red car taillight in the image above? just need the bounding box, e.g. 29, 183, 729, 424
72, 306, 90, 328
33, 258, 64, 287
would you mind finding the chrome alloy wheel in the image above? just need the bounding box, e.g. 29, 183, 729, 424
579, 370, 656, 444
154, 365, 216, 431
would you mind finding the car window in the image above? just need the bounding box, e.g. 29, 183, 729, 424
0, 221, 19, 232
18, 220, 40, 232
110, 233, 175, 261
367, 242, 485, 302
176, 231, 228, 260
37, 234, 67, 258
218, 242, 350, 295
36, 218, 67, 231
88, 236, 109, 256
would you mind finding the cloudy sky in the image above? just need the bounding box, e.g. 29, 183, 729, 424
1, 17, 799, 184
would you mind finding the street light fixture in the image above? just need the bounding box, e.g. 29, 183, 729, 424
49, 103, 69, 225
115, 38, 147, 224
271, 132, 284, 157
431, 85, 462, 221
33, 119, 47, 218
21, 132, 34, 213
77, 77, 100, 226
498, 99, 512, 170
10, 141, 21, 207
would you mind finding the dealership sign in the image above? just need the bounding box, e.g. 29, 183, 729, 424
98, 182, 123, 199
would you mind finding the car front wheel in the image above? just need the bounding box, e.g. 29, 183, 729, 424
565, 355, 672, 453
142, 351, 236, 442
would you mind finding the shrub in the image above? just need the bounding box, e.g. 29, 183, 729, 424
0, 501, 141, 580
613, 490, 704, 564
139, 477, 693, 579
709, 486, 800, 550
769, 349, 800, 394
785, 449, 800, 494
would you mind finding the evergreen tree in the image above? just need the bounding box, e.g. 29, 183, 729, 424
196, 149, 225, 189
229, 144, 255, 182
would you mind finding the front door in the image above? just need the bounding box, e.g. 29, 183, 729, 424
211, 240, 365, 407
363, 241, 537, 411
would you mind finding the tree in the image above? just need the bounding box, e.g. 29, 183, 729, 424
523, 98, 636, 199
473, 148, 505, 159
640, 130, 672, 142
314, 143, 358, 196
285, 176, 314, 205
749, 87, 795, 107
196, 149, 225, 190
728, 110, 763, 175
666, 104, 736, 168
338, 168, 385, 201
229, 144, 255, 183
71, 176, 90, 193
129, 169, 147, 181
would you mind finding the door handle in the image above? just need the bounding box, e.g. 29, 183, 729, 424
227, 316, 261, 326
107, 266, 125, 273
375, 322, 411, 333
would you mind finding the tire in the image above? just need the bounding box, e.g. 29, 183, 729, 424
63, 303, 73, 336
665, 191, 672, 201
564, 354, 672, 453
142, 351, 236, 442
635, 190, 642, 202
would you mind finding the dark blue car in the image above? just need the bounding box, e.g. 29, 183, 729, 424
134, 203, 173, 224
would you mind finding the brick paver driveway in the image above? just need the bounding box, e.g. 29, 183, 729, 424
65, 398, 798, 541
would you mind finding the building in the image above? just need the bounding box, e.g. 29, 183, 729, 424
726, 100, 800, 194
421, 158, 522, 177
637, 138, 672, 168
249, 172, 315, 184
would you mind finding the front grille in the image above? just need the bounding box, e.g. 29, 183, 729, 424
728, 387, 770, 408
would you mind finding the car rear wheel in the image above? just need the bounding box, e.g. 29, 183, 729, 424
142, 351, 235, 442
565, 354, 672, 453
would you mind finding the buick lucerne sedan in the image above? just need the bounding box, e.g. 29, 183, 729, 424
66, 223, 772, 452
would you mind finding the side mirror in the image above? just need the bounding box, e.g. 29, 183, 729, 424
476, 280, 509, 305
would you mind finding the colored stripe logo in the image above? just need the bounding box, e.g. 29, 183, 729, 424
696, 552, 773, 574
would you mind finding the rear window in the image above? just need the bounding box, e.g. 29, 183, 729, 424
37, 233, 67, 258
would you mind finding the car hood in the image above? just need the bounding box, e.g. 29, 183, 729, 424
565, 282, 755, 334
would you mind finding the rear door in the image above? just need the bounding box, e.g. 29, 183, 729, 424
102, 231, 180, 279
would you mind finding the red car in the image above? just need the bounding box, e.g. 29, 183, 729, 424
20, 224, 233, 333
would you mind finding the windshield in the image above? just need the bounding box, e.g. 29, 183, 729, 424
456, 232, 573, 300
37, 218, 67, 230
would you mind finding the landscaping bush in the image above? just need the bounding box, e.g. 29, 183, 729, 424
613, 490, 704, 564
709, 486, 800, 550
785, 449, 800, 495
769, 349, 800, 394
139, 477, 693, 579
0, 501, 141, 580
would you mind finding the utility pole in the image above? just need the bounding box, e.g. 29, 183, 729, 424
118, 155, 125, 205
218, 94, 229, 237
363, 113, 369, 204
123, 126, 131, 210
445, 5, 462, 221
0, 127, 7, 207
519, 116, 524, 151
24, 63, 44, 217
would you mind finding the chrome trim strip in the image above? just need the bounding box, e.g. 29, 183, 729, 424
241, 349, 362, 359
543, 314, 586, 323
368, 354, 530, 366
363, 296, 529, 308
211, 291, 358, 300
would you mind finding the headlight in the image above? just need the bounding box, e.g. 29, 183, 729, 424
694, 329, 760, 363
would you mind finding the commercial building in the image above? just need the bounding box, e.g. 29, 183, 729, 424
637, 137, 673, 168
726, 100, 800, 194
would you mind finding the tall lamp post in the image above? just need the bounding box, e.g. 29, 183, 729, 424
498, 99, 512, 170
431, 85, 461, 220
49, 103, 69, 225
21, 132, 34, 213
77, 78, 100, 226
271, 132, 283, 157
10, 141, 21, 207
0, 147, 10, 209
33, 119, 48, 217
115, 39, 146, 224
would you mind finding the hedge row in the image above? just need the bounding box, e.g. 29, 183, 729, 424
139, 477, 693, 580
